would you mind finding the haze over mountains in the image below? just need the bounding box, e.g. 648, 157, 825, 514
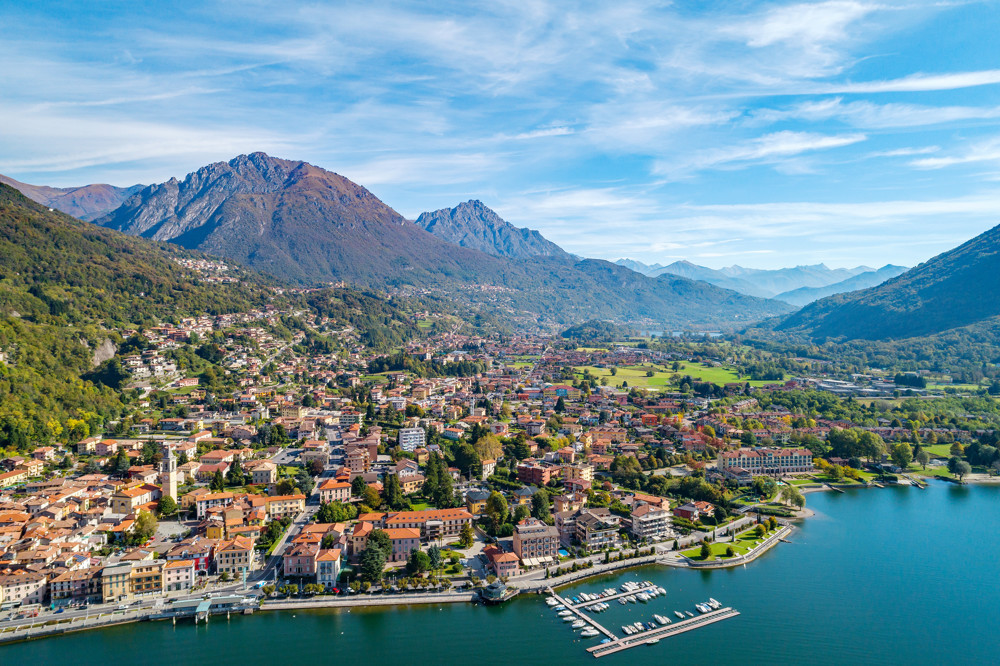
773, 223, 1000, 342
616, 258, 907, 305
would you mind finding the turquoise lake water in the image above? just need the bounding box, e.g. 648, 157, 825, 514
4, 481, 998, 665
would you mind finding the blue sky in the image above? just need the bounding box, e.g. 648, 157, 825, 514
2, 1, 1000, 269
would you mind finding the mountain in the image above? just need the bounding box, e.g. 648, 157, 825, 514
614, 258, 666, 276
616, 259, 873, 298
93, 152, 792, 329
415, 200, 569, 260
774, 265, 909, 306
774, 225, 1000, 341
0, 173, 143, 221
96, 152, 524, 286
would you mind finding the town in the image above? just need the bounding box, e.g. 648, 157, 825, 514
0, 306, 995, 642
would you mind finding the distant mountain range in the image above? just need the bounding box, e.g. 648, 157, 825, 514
2, 152, 787, 330
0, 174, 143, 221
773, 224, 1000, 341
615, 259, 887, 299
774, 264, 909, 306
415, 200, 570, 260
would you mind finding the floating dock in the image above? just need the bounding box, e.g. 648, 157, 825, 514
587, 607, 740, 658
546, 584, 740, 658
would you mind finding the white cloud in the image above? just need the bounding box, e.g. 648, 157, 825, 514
750, 98, 1000, 128
821, 69, 1000, 93
656, 131, 866, 176
910, 137, 1000, 169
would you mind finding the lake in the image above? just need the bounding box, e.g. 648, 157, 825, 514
5, 481, 998, 665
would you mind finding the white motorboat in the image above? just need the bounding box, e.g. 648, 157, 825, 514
674, 611, 685, 619
572, 620, 586, 628
581, 629, 599, 637
558, 610, 573, 616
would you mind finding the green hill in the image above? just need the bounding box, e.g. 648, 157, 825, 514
774, 224, 1000, 341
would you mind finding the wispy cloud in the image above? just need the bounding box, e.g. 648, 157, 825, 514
910, 137, 1000, 169
656, 131, 867, 176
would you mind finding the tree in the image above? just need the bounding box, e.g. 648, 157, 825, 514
367, 529, 392, 559
473, 434, 503, 461
276, 478, 300, 496
407, 548, 431, 575
954, 460, 972, 482
779, 485, 805, 509
133, 510, 158, 543
359, 546, 386, 583
890, 442, 913, 469
262, 585, 276, 597
484, 491, 509, 531
363, 485, 381, 509
513, 504, 531, 523
211, 469, 226, 491
352, 475, 368, 497
754, 523, 766, 538
555, 397, 566, 413
317, 501, 358, 523
157, 495, 178, 516
458, 523, 474, 549
530, 491, 551, 520
699, 541, 711, 559
915, 450, 931, 470
428, 544, 442, 570
725, 545, 735, 558
382, 473, 405, 510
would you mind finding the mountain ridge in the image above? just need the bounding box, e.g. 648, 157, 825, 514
88, 152, 792, 329
772, 224, 1000, 340
414, 200, 570, 260
0, 173, 143, 221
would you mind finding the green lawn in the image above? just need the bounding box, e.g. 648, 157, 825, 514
681, 527, 779, 562
416, 320, 433, 329
921, 444, 957, 458
574, 361, 783, 391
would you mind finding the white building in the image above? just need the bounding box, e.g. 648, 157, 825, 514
398, 427, 426, 452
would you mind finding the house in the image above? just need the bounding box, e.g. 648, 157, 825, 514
0, 571, 47, 606
163, 560, 196, 592
265, 494, 306, 519
101, 563, 134, 603
251, 461, 277, 486
50, 567, 103, 605
630, 503, 673, 541
483, 544, 521, 577
570, 508, 620, 550
512, 486, 537, 506
512, 518, 560, 566
316, 548, 342, 590
481, 458, 497, 480
318, 479, 352, 504
215, 535, 256, 576
130, 560, 165, 596
195, 492, 236, 519
383, 528, 422, 562
283, 542, 320, 577
516, 462, 553, 486
398, 427, 426, 452
673, 501, 715, 522
465, 489, 490, 516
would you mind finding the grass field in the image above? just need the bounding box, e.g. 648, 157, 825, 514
921, 444, 958, 458
681, 527, 779, 562
573, 361, 782, 391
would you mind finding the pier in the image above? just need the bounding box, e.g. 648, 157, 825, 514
546, 584, 740, 658
587, 607, 741, 658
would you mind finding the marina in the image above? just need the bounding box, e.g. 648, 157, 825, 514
546, 582, 739, 658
